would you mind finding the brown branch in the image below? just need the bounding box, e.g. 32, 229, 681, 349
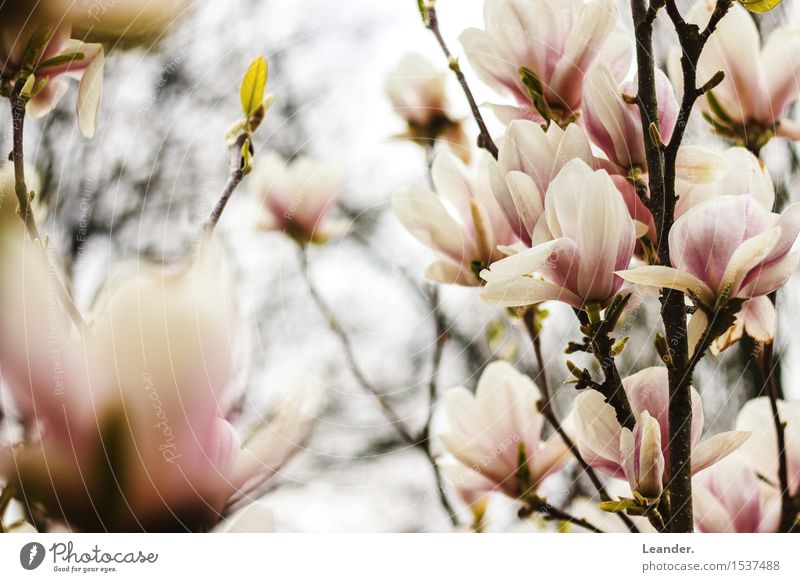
203, 133, 250, 233
423, 5, 499, 159
631, 0, 733, 532
519, 496, 606, 533
9, 81, 88, 335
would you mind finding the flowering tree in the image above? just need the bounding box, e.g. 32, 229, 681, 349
0, 0, 799, 534
390, 0, 800, 534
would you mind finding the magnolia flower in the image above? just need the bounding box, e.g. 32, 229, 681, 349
460, 0, 630, 125
252, 152, 344, 244
385, 53, 470, 162
573, 367, 750, 500
0, 25, 104, 138
440, 361, 570, 499
736, 397, 800, 497
0, 235, 320, 532
675, 147, 773, 219
487, 120, 595, 245
583, 65, 678, 174
394, 151, 516, 286
693, 454, 781, 533
680, 0, 800, 148
481, 159, 636, 309
619, 196, 800, 351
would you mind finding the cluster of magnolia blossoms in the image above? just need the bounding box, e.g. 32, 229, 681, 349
392, 0, 800, 531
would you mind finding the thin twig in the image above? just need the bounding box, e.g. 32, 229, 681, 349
298, 244, 462, 525
522, 309, 639, 533
203, 133, 250, 233
519, 496, 606, 534
423, 5, 499, 159
9, 81, 88, 334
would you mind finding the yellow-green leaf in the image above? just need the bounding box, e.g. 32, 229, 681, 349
240, 56, 268, 118
739, 0, 784, 13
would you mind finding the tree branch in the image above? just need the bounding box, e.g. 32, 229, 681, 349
9, 81, 88, 335
423, 5, 499, 159
203, 133, 250, 233
631, 0, 733, 532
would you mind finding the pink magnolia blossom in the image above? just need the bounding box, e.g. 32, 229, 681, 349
583, 64, 678, 173
1, 26, 104, 137
385, 53, 470, 162
680, 1, 800, 145
460, 0, 630, 125
440, 361, 570, 499
487, 120, 595, 246
0, 235, 320, 532
693, 454, 781, 533
394, 151, 517, 286
480, 159, 636, 309
253, 152, 344, 244
572, 367, 750, 500
619, 196, 800, 351
736, 397, 800, 497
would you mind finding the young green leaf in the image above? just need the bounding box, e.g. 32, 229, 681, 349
240, 56, 268, 118
738, 0, 784, 13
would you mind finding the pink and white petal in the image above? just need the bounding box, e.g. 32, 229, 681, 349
544, 158, 595, 239
393, 184, 474, 264
675, 146, 728, 184
741, 252, 800, 298
530, 432, 572, 485
624, 367, 670, 429
506, 171, 545, 239
637, 411, 665, 499
431, 150, 474, 221
575, 169, 635, 301
573, 390, 625, 478
481, 238, 572, 282
688, 309, 709, 357
26, 79, 69, 119
777, 118, 800, 140
693, 483, 736, 533
488, 157, 530, 245
616, 266, 715, 306
425, 260, 477, 286
760, 27, 800, 123
502, 120, 554, 185
741, 295, 776, 343
487, 103, 543, 125
480, 276, 584, 309
76, 44, 105, 138
691, 431, 752, 475
720, 227, 781, 298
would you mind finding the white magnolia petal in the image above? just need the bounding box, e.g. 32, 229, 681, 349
691, 431, 752, 475
617, 266, 715, 305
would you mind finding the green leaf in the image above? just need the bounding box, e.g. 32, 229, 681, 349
738, 0, 784, 13
240, 56, 268, 118
598, 498, 640, 513
706, 90, 733, 125
38, 52, 86, 70
518, 66, 552, 123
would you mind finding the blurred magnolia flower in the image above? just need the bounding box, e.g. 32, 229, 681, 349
0, 24, 104, 138
619, 196, 800, 352
440, 361, 570, 500
677, 1, 800, 150
481, 160, 636, 309
693, 454, 781, 533
214, 502, 276, 533
64, 0, 192, 45
252, 152, 344, 245
736, 397, 800, 497
573, 367, 750, 501
441, 462, 494, 529
394, 151, 516, 286
583, 65, 678, 174
487, 120, 595, 245
385, 53, 470, 162
460, 0, 630, 125
0, 235, 321, 532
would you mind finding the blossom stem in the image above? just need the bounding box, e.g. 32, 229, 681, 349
423, 5, 499, 159
203, 133, 250, 233
8, 81, 88, 335
297, 244, 459, 525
